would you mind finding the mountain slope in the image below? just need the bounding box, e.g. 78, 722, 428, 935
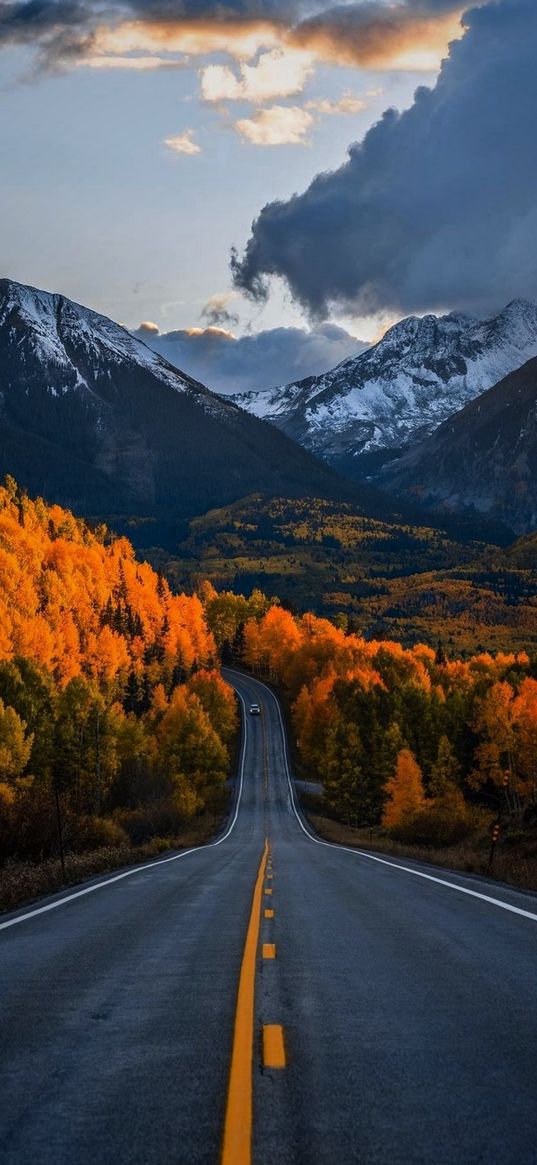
379, 356, 537, 534
231, 300, 537, 476
0, 280, 343, 545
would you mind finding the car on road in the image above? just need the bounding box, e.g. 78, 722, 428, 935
249, 703, 261, 715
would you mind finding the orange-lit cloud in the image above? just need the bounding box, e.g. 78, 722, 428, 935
288, 8, 463, 72
138, 320, 160, 333
79, 8, 462, 75
89, 19, 281, 64
185, 325, 236, 339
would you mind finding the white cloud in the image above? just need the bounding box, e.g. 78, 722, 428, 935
200, 48, 314, 104
235, 104, 314, 146
232, 87, 374, 148
91, 21, 280, 63
163, 129, 201, 156
82, 54, 185, 70
305, 92, 369, 116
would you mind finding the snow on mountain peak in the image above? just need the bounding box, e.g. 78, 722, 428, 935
0, 278, 194, 397
230, 298, 537, 471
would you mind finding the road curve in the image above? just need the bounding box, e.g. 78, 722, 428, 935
1, 670, 537, 1164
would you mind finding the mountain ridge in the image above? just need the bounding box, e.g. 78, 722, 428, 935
0, 279, 346, 546
379, 355, 537, 534
231, 299, 537, 477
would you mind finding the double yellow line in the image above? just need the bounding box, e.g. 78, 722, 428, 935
221, 841, 285, 1165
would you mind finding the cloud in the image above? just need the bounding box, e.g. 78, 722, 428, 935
200, 47, 315, 104
287, 4, 463, 72
232, 0, 537, 319
0, 2, 463, 75
233, 87, 374, 147
163, 129, 201, 155
305, 91, 370, 115
132, 319, 366, 393
200, 293, 240, 328
137, 320, 160, 333
235, 104, 314, 145
83, 53, 185, 69
88, 18, 281, 64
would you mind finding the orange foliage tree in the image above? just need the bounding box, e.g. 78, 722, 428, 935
382, 749, 425, 830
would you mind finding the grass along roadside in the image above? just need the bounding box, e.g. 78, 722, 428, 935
0, 807, 228, 915
306, 810, 537, 895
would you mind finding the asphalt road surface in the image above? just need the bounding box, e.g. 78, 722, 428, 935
2, 669, 537, 1164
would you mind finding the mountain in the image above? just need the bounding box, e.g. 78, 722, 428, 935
231, 300, 537, 477
0, 279, 342, 546
379, 356, 537, 534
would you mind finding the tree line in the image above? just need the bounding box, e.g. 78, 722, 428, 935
0, 479, 242, 865
1, 476, 536, 872
242, 606, 537, 843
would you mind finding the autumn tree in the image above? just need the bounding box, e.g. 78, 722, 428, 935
0, 698, 33, 782
429, 735, 461, 798
382, 749, 425, 831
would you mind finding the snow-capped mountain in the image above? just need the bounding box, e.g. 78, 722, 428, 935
0, 278, 226, 403
0, 279, 337, 542
231, 300, 537, 476
379, 355, 537, 534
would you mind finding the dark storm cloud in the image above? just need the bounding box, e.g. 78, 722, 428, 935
132, 320, 365, 393
232, 0, 537, 319
0, 0, 87, 44
200, 296, 240, 329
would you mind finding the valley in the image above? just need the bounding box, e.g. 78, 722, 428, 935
1, 278, 536, 656
152, 495, 537, 654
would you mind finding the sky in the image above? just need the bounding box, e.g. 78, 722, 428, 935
1, 0, 534, 393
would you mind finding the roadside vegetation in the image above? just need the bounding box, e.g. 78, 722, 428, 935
241, 604, 537, 889
0, 479, 249, 910
1, 479, 537, 910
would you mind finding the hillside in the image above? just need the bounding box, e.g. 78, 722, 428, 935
0, 279, 342, 547
0, 477, 248, 894
231, 300, 537, 477
380, 356, 537, 534
152, 495, 537, 653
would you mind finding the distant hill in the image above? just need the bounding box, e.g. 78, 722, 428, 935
380, 356, 537, 534
0, 279, 344, 546
152, 494, 537, 654
231, 300, 537, 478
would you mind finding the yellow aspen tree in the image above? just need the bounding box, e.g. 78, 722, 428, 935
382, 748, 425, 830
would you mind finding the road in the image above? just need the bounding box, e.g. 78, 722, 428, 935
2, 669, 537, 1164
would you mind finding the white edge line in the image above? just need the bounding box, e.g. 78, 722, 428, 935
0, 690, 249, 933
232, 671, 537, 928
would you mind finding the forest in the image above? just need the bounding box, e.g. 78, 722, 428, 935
0, 478, 262, 904
241, 605, 537, 856
1, 478, 537, 905
157, 494, 537, 654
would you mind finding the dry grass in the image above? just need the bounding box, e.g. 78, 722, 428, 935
307, 812, 537, 894
0, 811, 223, 914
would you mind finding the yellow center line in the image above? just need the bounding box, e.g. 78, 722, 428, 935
221, 840, 268, 1165
262, 943, 276, 959
264, 887, 272, 895
264, 908, 274, 919
263, 1025, 286, 1069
